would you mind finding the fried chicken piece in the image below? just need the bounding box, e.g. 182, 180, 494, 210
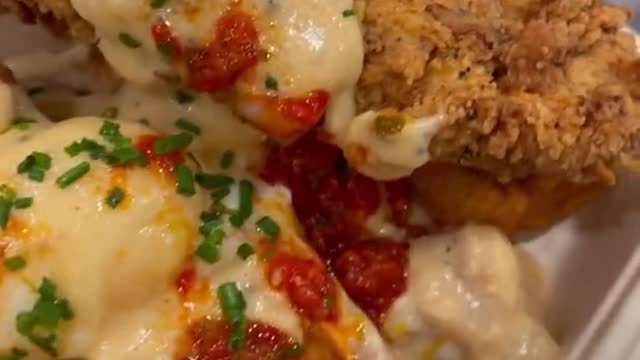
413, 163, 602, 234
3, 0, 639, 233
358, 0, 640, 183
0, 0, 93, 39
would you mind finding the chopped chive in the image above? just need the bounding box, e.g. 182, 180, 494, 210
104, 146, 143, 165
32, 152, 51, 170
0, 185, 16, 202
17, 157, 34, 174
100, 107, 119, 119
27, 87, 45, 96
265, 75, 279, 91
175, 118, 201, 135
4, 256, 26, 272
0, 347, 28, 360
105, 188, 125, 209
175, 90, 195, 104
153, 133, 193, 155
13, 197, 33, 209
99, 120, 128, 146
342, 9, 356, 17
16, 277, 73, 355
199, 219, 222, 236
118, 33, 142, 48
56, 162, 90, 189
195, 173, 234, 189
11, 116, 36, 130
28, 168, 45, 182
200, 211, 221, 222
217, 282, 246, 357
151, 0, 169, 8
195, 228, 225, 264
229, 180, 254, 228
176, 164, 196, 196
220, 150, 235, 169
256, 216, 280, 239
65, 138, 106, 159
18, 151, 51, 176
236, 243, 255, 260
0, 198, 12, 229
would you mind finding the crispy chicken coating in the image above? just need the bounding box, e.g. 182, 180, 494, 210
7, 0, 640, 184
0, 0, 93, 39
357, 0, 640, 183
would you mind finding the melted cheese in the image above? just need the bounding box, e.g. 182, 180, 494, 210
384, 225, 561, 360
70, 0, 363, 132
0, 85, 389, 358
68, 0, 447, 180
71, 83, 266, 169
0, 117, 203, 359
343, 111, 446, 180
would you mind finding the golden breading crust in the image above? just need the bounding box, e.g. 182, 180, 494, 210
413, 163, 603, 234
0, 0, 93, 39
5, 0, 640, 186
358, 0, 640, 184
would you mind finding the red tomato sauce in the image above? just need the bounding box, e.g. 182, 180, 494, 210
242, 90, 331, 138
186, 320, 302, 360
272, 90, 330, 128
267, 253, 338, 322
151, 10, 259, 94
135, 135, 185, 174
175, 266, 196, 299
151, 20, 182, 60
261, 133, 418, 324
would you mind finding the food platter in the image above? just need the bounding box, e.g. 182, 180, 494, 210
0, 2, 639, 360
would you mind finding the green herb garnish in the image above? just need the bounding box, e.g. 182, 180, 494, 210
153, 133, 193, 154
199, 218, 222, 236
256, 216, 280, 239
105, 187, 125, 209
64, 138, 107, 159
229, 180, 254, 228
55, 162, 90, 189
118, 33, 142, 48
265, 75, 279, 91
15, 277, 73, 356
18, 152, 51, 182
217, 282, 247, 357
236, 243, 255, 260
342, 9, 356, 17
11, 116, 36, 130
220, 150, 235, 169
176, 164, 196, 196
175, 118, 201, 135
13, 197, 32, 209
175, 90, 195, 104
195, 173, 234, 189
0, 198, 11, 229
195, 228, 225, 264
4, 256, 26, 272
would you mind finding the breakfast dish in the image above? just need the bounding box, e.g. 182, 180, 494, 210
5, 0, 640, 233
0, 0, 638, 359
